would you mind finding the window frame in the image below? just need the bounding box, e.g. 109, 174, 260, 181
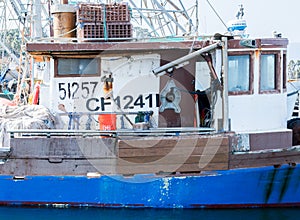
282, 52, 287, 92
259, 51, 281, 94
54, 56, 101, 78
228, 51, 254, 96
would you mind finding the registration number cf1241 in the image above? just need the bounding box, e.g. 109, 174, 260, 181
57, 82, 160, 112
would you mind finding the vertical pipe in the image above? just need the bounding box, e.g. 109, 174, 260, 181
221, 37, 229, 131
48, 0, 53, 37
195, 0, 199, 35
31, 57, 35, 92
31, 0, 42, 92
32, 0, 42, 39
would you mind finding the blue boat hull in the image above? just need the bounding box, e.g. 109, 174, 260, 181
0, 164, 300, 208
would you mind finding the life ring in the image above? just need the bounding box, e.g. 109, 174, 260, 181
32, 81, 40, 105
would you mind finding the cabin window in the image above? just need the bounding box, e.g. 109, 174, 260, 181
283, 52, 287, 91
55, 58, 100, 77
259, 52, 280, 93
228, 53, 253, 95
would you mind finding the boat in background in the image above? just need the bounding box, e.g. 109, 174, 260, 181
0, 1, 300, 208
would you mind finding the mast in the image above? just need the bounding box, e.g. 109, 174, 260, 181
32, 0, 42, 39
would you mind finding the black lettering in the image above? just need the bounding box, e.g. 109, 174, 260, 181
67, 83, 71, 99
145, 94, 152, 108
134, 95, 145, 108
58, 83, 66, 100
101, 97, 111, 111
72, 82, 79, 99
123, 95, 133, 109
86, 98, 100, 111
156, 94, 160, 107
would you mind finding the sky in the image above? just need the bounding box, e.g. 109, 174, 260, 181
5, 0, 300, 60
199, 0, 295, 40
197, 0, 300, 60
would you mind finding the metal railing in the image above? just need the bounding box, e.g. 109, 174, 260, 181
8, 127, 215, 138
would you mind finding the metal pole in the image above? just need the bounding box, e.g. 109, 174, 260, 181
152, 0, 186, 33
32, 0, 42, 39
152, 41, 221, 76
129, 0, 160, 37
195, 0, 199, 35
221, 37, 229, 131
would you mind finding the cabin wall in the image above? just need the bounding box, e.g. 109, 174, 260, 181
229, 93, 287, 132
41, 54, 161, 130
158, 50, 196, 128
39, 61, 51, 108
38, 49, 202, 130
228, 47, 288, 133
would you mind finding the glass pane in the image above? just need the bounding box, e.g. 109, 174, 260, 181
58, 59, 79, 75
260, 54, 275, 91
228, 55, 250, 92
57, 58, 99, 76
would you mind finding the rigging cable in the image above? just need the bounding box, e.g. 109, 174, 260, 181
206, 0, 230, 33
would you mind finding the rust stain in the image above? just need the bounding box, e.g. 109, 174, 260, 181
255, 50, 261, 59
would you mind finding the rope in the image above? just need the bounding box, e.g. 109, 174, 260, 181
54, 26, 78, 38
102, 4, 108, 41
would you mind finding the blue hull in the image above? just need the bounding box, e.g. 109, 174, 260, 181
0, 164, 300, 208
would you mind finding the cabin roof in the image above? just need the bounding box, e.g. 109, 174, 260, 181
26, 37, 288, 56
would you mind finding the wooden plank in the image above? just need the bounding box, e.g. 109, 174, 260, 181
119, 138, 185, 149
117, 150, 229, 175
119, 145, 228, 157
196, 136, 229, 146
118, 135, 230, 149
229, 150, 300, 169
119, 146, 188, 157
192, 144, 228, 155
118, 135, 230, 157
116, 162, 228, 175
119, 154, 228, 164
177, 163, 228, 172
0, 158, 117, 176
10, 137, 117, 159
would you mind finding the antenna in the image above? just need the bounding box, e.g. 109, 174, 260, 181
236, 4, 244, 19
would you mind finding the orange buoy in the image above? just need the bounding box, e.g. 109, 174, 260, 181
98, 114, 117, 130
32, 81, 40, 105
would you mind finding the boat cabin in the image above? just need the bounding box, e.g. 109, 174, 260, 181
25, 2, 291, 152
27, 37, 290, 149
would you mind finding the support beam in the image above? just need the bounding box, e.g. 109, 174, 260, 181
129, 0, 159, 37
221, 37, 229, 132
152, 41, 221, 76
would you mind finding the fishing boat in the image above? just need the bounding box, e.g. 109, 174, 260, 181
0, 0, 300, 208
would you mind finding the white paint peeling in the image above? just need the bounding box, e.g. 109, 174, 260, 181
160, 177, 171, 198
172, 176, 187, 180
162, 178, 170, 191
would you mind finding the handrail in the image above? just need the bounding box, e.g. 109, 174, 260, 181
8, 127, 215, 138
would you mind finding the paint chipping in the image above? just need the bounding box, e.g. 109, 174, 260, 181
160, 177, 171, 198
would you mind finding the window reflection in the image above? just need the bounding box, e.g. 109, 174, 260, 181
260, 54, 275, 91
228, 55, 250, 92
57, 58, 99, 76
